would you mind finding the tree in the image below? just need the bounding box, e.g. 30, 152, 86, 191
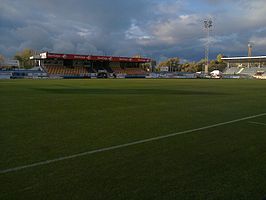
14, 48, 35, 69
0, 54, 5, 63
217, 54, 224, 63
203, 55, 227, 72
0, 54, 5, 61
180, 63, 191, 72
209, 60, 219, 71
0, 54, 5, 67
159, 57, 180, 72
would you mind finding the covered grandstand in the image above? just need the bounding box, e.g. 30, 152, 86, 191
222, 56, 266, 78
31, 52, 152, 78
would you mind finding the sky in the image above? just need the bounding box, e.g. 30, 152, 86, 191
1, 0, 266, 62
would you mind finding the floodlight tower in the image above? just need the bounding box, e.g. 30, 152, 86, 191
203, 18, 213, 74
248, 42, 253, 68
248, 42, 252, 57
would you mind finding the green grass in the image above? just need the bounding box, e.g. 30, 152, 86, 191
0, 79, 266, 199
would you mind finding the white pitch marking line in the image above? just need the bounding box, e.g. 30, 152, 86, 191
249, 121, 266, 126
1, 113, 266, 175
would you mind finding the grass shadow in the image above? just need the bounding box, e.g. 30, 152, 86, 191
35, 88, 227, 96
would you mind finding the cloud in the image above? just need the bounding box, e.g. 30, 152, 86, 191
0, 0, 266, 61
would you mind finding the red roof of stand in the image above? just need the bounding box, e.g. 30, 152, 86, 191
41, 52, 151, 63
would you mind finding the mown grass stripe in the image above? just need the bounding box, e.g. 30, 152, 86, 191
1, 112, 265, 175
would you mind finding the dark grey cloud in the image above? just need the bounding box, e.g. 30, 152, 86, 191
1, 0, 266, 61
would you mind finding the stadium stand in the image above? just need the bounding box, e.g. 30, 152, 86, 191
31, 52, 152, 78
224, 66, 266, 76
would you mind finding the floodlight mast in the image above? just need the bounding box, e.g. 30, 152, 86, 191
248, 43, 252, 57
248, 42, 253, 68
203, 18, 213, 74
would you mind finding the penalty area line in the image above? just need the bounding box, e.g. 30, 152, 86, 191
248, 121, 266, 126
1, 112, 266, 175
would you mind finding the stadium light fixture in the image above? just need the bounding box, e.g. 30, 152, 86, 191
203, 18, 213, 74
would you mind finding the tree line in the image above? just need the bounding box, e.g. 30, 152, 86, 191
158, 54, 227, 73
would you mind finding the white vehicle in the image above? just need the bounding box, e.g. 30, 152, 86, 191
210, 70, 223, 79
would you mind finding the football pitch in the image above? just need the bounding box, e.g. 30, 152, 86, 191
1, 79, 266, 199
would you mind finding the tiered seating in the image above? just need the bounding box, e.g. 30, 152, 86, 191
104, 66, 113, 73
124, 68, 146, 75
44, 65, 89, 76
43, 64, 146, 77
111, 67, 146, 75
93, 66, 106, 72
87, 67, 96, 73
112, 67, 126, 74
241, 67, 260, 75
223, 67, 239, 74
